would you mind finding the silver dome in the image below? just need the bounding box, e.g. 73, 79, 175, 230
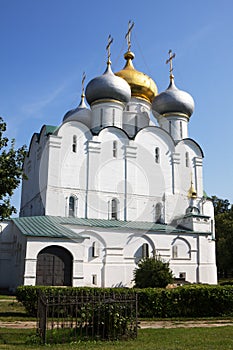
63, 95, 91, 128
152, 79, 194, 118
85, 63, 131, 105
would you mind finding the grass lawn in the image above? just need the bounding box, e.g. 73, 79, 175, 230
0, 298, 35, 322
0, 327, 233, 349
0, 296, 15, 300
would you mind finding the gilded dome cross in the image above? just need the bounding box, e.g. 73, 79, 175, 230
81, 72, 86, 96
125, 20, 134, 52
106, 35, 113, 64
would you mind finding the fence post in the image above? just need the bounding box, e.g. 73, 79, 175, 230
37, 291, 48, 344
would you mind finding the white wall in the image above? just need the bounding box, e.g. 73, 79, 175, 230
21, 118, 207, 225
0, 222, 27, 291
20, 224, 217, 288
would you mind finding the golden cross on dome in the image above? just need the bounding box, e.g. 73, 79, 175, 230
125, 20, 134, 51
81, 72, 86, 95
166, 49, 176, 79
106, 35, 113, 64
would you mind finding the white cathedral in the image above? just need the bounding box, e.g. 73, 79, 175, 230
0, 27, 217, 291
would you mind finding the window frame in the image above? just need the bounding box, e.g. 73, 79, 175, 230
142, 243, 149, 258
113, 140, 117, 158
155, 147, 160, 164
185, 152, 189, 167
111, 198, 118, 220
68, 196, 76, 217
72, 135, 77, 153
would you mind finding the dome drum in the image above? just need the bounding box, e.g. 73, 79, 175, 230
90, 99, 125, 131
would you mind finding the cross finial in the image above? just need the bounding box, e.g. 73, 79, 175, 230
166, 49, 176, 81
125, 20, 134, 52
81, 72, 86, 97
106, 34, 113, 64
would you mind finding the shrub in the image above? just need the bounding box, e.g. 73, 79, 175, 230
133, 257, 173, 288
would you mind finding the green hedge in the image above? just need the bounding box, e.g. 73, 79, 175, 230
136, 285, 233, 317
16, 285, 233, 318
219, 280, 233, 286
16, 286, 135, 317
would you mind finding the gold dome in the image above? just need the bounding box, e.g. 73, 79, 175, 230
188, 181, 197, 199
115, 51, 158, 103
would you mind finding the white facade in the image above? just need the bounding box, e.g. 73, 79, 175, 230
0, 41, 217, 291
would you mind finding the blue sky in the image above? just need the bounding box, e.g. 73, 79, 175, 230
1, 0, 233, 213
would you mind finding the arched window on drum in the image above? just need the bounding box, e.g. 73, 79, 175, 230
111, 198, 118, 220
72, 135, 77, 153
69, 196, 77, 217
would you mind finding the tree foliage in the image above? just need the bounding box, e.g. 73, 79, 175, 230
211, 195, 231, 215
0, 117, 27, 220
213, 196, 233, 278
133, 257, 173, 288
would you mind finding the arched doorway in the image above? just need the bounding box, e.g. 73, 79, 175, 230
36, 246, 73, 286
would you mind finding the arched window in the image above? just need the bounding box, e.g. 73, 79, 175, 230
111, 198, 118, 220
135, 115, 138, 134
92, 241, 99, 258
113, 141, 117, 158
172, 245, 178, 259
72, 135, 77, 153
155, 203, 162, 223
172, 239, 191, 259
100, 109, 103, 128
142, 243, 149, 258
185, 152, 189, 167
112, 109, 115, 126
92, 274, 97, 285
69, 196, 75, 217
180, 121, 183, 138
155, 147, 160, 164
169, 120, 172, 134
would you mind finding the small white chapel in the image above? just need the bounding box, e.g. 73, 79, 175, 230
0, 24, 217, 291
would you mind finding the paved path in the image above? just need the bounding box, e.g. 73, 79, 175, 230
1, 320, 233, 329
140, 319, 233, 329
0, 321, 36, 329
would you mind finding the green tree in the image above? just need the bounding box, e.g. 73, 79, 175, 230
133, 257, 173, 288
0, 117, 27, 220
211, 195, 231, 215
215, 204, 233, 278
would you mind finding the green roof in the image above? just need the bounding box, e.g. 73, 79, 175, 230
59, 217, 188, 232
45, 125, 58, 135
12, 216, 189, 239
12, 216, 84, 239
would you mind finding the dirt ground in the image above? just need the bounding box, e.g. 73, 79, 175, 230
0, 321, 36, 329
139, 319, 233, 329
1, 320, 233, 329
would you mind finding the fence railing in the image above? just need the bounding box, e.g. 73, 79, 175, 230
37, 289, 138, 344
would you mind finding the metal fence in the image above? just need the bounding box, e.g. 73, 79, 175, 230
37, 289, 138, 344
